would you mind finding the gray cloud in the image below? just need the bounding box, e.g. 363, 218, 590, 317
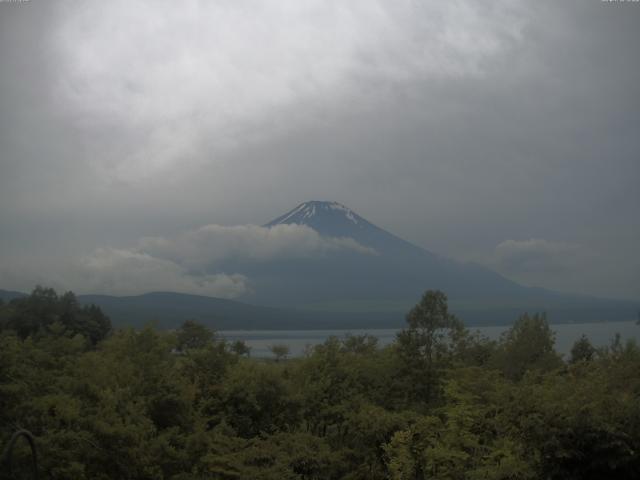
0, 250, 248, 298
139, 223, 376, 269
493, 239, 591, 275
0, 0, 638, 300
0, 223, 375, 297
488, 238, 640, 300
51, 0, 528, 182
76, 248, 248, 298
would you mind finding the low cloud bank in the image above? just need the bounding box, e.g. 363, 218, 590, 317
1, 224, 375, 298
138, 223, 376, 269
493, 238, 591, 275
76, 248, 248, 298
485, 238, 619, 295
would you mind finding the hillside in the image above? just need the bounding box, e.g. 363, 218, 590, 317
0, 289, 27, 302
76, 292, 405, 330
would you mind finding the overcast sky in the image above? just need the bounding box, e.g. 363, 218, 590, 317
0, 0, 638, 300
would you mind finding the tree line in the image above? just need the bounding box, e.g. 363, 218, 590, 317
1, 287, 639, 479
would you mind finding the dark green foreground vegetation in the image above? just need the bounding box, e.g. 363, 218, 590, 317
1, 287, 639, 479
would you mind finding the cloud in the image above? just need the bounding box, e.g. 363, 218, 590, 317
138, 223, 376, 269
75, 248, 248, 297
52, 0, 528, 181
486, 238, 640, 300
1, 1, 638, 300
0, 223, 374, 298
492, 238, 591, 275
0, 250, 248, 299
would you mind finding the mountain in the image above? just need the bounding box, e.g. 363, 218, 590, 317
249, 200, 524, 305
2, 203, 636, 329
265, 200, 425, 256
239, 200, 637, 324
262, 200, 526, 296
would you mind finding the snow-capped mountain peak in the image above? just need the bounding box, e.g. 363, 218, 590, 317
264, 201, 426, 256
271, 201, 360, 226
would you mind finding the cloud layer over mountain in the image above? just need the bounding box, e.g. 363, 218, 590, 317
0, 223, 375, 297
0, 1, 638, 299
138, 223, 376, 269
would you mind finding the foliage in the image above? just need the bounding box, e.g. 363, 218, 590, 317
0, 286, 111, 345
395, 290, 466, 405
570, 334, 596, 363
230, 340, 251, 357
492, 312, 563, 381
1, 288, 639, 479
269, 344, 290, 362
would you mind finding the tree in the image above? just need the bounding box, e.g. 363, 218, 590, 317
1, 287, 111, 345
269, 344, 290, 362
341, 333, 378, 355
570, 334, 596, 363
3, 286, 59, 338
176, 319, 214, 351
231, 339, 252, 357
384, 372, 535, 480
395, 290, 465, 404
495, 313, 562, 381
220, 361, 299, 437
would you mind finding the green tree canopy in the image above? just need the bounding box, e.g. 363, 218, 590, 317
176, 319, 215, 351
395, 290, 466, 404
269, 344, 290, 362
570, 334, 596, 363
494, 312, 562, 380
0, 286, 111, 345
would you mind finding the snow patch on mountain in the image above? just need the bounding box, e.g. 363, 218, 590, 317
267, 201, 363, 228
264, 200, 430, 257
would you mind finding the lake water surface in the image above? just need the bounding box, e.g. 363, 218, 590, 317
220, 321, 640, 358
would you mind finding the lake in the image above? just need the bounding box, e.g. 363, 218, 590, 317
220, 321, 640, 358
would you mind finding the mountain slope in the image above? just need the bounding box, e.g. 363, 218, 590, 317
251, 201, 524, 304
242, 200, 638, 323
265, 200, 426, 256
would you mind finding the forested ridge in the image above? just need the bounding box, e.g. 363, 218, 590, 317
1, 287, 639, 479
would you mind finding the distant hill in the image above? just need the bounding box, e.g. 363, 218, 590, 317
1, 287, 635, 330
78, 291, 636, 330
3, 288, 400, 330
0, 289, 27, 302
76, 292, 404, 330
